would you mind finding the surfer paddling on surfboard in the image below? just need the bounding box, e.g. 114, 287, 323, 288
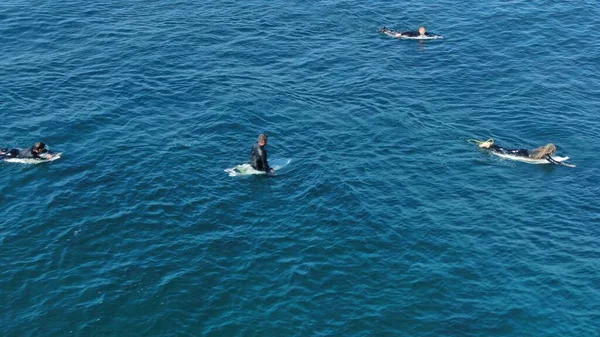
379, 25, 442, 39
473, 138, 575, 167
250, 133, 274, 175
0, 142, 56, 160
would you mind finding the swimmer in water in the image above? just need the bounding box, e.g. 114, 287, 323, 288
250, 134, 274, 174
379, 25, 440, 39
478, 139, 567, 166
0, 142, 55, 160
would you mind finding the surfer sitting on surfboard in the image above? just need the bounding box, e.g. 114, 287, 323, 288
478, 139, 565, 165
250, 134, 274, 174
1, 142, 55, 160
379, 26, 441, 39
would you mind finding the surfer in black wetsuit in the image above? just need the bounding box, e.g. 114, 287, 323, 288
0, 142, 54, 160
379, 25, 440, 39
251, 134, 273, 173
478, 139, 565, 165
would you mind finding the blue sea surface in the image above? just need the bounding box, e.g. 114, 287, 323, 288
1, 1, 600, 336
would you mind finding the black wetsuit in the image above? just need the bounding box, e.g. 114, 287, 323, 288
489, 144, 529, 157
488, 144, 562, 165
0, 147, 43, 159
379, 27, 436, 37
399, 30, 435, 37
251, 143, 270, 172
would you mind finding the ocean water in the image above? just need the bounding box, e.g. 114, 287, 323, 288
1, 0, 600, 336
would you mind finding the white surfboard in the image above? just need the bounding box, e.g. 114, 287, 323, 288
225, 158, 291, 177
380, 28, 443, 40
491, 152, 571, 165
2, 152, 62, 164
397, 35, 443, 40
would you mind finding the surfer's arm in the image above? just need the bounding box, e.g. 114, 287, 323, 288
259, 148, 271, 172
263, 155, 271, 172
544, 155, 560, 165
545, 155, 575, 167
380, 28, 402, 38
44, 149, 55, 159
32, 150, 51, 159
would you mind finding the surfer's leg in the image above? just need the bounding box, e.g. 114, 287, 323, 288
379, 27, 394, 35
489, 145, 527, 157
505, 149, 529, 157
488, 145, 507, 154
7, 149, 19, 158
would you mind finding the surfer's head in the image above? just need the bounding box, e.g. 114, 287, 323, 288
258, 134, 268, 147
419, 26, 426, 35
33, 142, 46, 152
532, 143, 556, 159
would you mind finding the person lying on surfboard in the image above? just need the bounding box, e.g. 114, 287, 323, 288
250, 134, 274, 174
0, 142, 56, 160
379, 26, 441, 39
477, 139, 567, 166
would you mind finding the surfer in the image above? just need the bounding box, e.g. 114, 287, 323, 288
250, 134, 273, 174
379, 25, 440, 38
478, 139, 565, 165
0, 142, 55, 160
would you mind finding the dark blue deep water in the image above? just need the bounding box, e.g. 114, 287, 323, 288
1, 1, 600, 336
